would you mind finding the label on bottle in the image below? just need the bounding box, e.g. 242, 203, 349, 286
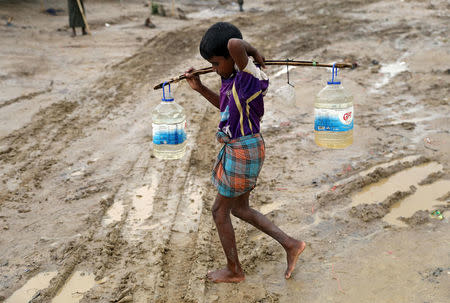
152, 121, 187, 145
314, 106, 353, 132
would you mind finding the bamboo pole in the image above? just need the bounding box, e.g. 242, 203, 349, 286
153, 60, 356, 90
76, 0, 91, 35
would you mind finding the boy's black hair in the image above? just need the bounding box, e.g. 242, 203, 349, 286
199, 22, 242, 60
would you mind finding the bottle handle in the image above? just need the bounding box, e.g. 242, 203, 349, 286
162, 82, 174, 101
327, 63, 341, 85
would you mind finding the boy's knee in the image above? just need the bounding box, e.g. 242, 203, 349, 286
231, 206, 248, 219
212, 205, 227, 222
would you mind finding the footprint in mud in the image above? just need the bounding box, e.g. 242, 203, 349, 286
350, 160, 450, 227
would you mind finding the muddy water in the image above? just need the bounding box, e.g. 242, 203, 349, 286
106, 171, 159, 240
352, 162, 449, 226
102, 199, 124, 226
52, 271, 96, 303
384, 179, 450, 226
5, 271, 57, 303
351, 162, 443, 206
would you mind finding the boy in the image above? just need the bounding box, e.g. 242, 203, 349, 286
185, 22, 305, 283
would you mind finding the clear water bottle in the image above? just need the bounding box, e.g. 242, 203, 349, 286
314, 65, 353, 148
276, 84, 296, 107
152, 82, 187, 159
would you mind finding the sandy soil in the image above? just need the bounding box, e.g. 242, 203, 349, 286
0, 0, 449, 302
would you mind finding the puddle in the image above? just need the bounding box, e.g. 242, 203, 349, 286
5, 271, 57, 303
383, 179, 450, 227
124, 171, 159, 240
351, 161, 450, 226
102, 199, 124, 226
359, 155, 421, 176
370, 61, 408, 93
52, 271, 96, 303
351, 162, 443, 206
171, 177, 203, 233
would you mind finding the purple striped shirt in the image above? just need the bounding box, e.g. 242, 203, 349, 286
218, 60, 269, 139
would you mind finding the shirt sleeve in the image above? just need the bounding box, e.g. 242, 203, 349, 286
242, 60, 268, 82
234, 60, 269, 102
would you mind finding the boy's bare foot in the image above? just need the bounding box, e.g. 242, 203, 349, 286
285, 240, 306, 279
207, 268, 245, 283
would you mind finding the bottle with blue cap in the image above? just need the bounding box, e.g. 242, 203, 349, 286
152, 82, 187, 159
314, 64, 353, 148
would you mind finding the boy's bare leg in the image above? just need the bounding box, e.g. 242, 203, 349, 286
71, 27, 76, 37
208, 193, 245, 283
231, 191, 306, 279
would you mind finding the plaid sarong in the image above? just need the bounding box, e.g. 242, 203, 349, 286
212, 132, 265, 197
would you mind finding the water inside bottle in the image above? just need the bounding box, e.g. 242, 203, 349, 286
314, 67, 353, 149
152, 83, 187, 159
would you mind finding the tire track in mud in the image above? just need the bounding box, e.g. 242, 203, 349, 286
0, 85, 52, 109
0, 23, 209, 207
0, 21, 211, 302
151, 108, 218, 303
79, 105, 218, 303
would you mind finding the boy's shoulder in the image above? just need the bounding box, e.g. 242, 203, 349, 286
234, 60, 269, 96
237, 60, 269, 82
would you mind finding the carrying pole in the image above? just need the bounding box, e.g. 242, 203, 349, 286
153, 60, 357, 90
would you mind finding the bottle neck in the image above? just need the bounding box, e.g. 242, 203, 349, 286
327, 79, 341, 85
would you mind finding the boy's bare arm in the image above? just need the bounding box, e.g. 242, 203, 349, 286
196, 85, 220, 109
227, 39, 265, 71
185, 67, 220, 109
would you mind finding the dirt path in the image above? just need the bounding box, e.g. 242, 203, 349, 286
1, 0, 449, 302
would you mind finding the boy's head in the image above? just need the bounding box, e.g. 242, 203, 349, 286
200, 22, 242, 78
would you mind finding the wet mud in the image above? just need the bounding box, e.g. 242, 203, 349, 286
1, 0, 449, 302
349, 185, 417, 223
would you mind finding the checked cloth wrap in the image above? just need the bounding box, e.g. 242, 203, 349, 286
212, 131, 265, 197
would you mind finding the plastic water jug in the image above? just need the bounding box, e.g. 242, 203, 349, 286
314, 65, 353, 148
152, 82, 187, 159
276, 84, 296, 107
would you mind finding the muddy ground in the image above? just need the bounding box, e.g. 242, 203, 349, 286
0, 0, 449, 302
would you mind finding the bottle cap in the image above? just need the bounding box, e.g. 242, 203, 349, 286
162, 82, 174, 101
327, 63, 341, 85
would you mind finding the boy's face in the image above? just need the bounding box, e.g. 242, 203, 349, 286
208, 56, 235, 79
